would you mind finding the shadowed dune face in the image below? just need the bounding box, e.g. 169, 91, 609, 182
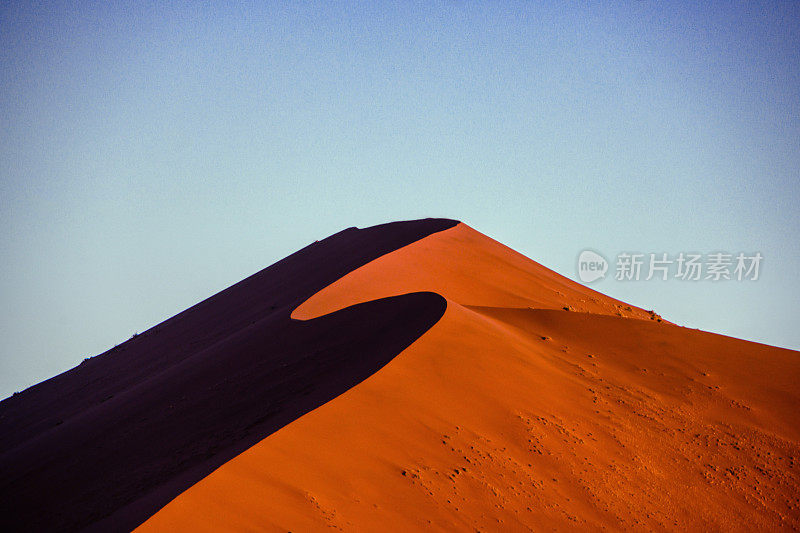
0, 219, 456, 532
137, 222, 800, 532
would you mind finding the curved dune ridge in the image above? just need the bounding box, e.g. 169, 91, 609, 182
137, 222, 800, 531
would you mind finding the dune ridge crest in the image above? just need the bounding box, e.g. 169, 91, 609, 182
292, 223, 658, 322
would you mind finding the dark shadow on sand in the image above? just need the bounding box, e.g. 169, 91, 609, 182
0, 218, 456, 532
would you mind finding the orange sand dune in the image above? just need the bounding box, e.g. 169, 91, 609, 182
138, 223, 800, 531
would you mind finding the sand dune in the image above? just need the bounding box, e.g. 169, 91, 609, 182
137, 223, 800, 531
2, 220, 798, 531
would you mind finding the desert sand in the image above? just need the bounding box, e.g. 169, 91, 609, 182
2, 219, 798, 531
136, 223, 800, 531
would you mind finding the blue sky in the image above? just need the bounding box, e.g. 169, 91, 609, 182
1, 1, 798, 398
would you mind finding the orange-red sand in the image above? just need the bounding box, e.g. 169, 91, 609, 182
137, 223, 800, 531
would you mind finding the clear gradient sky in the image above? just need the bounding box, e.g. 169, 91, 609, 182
1, 1, 799, 399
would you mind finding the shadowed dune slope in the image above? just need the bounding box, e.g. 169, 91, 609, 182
138, 223, 800, 531
0, 218, 457, 532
